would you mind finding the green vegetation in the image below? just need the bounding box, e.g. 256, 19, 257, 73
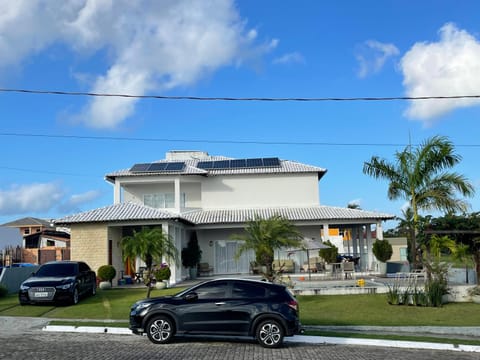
231, 215, 303, 281
2, 288, 479, 327
319, 240, 338, 263
97, 265, 117, 282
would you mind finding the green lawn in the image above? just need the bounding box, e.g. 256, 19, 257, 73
1, 287, 479, 327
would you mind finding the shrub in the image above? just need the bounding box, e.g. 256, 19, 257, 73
153, 264, 171, 281
97, 265, 116, 282
319, 240, 338, 263
0, 284, 8, 298
372, 239, 393, 263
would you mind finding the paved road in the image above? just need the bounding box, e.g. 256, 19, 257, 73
0, 317, 479, 360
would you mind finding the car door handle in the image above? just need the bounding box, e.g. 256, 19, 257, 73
215, 302, 226, 306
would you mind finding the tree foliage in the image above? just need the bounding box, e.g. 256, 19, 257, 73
372, 239, 393, 263
231, 214, 303, 281
363, 135, 474, 268
121, 227, 178, 298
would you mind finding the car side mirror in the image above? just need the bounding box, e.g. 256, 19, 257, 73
184, 292, 198, 301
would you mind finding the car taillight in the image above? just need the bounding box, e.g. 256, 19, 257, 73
287, 299, 298, 312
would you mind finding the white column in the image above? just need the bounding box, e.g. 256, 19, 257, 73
174, 178, 181, 213
322, 223, 329, 242
113, 181, 121, 204
376, 221, 384, 240
365, 225, 373, 271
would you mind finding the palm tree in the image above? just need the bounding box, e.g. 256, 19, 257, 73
363, 135, 474, 268
231, 214, 303, 281
121, 227, 179, 298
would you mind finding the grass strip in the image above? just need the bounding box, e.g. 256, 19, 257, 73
49, 320, 129, 328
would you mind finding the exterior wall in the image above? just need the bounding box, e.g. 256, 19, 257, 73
122, 180, 202, 209
201, 173, 319, 209
70, 224, 109, 278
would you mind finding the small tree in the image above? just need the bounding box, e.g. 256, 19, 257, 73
121, 227, 179, 298
181, 232, 202, 279
372, 239, 393, 263
319, 240, 338, 263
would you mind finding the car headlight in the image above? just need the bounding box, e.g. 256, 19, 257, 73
56, 282, 74, 290
20, 284, 30, 291
133, 302, 151, 313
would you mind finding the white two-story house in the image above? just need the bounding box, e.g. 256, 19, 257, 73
56, 150, 393, 284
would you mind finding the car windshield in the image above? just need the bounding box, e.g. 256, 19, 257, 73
36, 263, 77, 277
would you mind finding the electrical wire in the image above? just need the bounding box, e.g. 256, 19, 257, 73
1, 88, 480, 102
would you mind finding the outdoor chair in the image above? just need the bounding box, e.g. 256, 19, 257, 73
343, 261, 355, 279
198, 262, 213, 276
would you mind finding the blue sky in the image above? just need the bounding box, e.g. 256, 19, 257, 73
1, 0, 480, 229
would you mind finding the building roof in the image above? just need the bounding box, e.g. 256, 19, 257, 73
105, 154, 327, 183
1, 217, 54, 228
55, 202, 394, 226
55, 202, 185, 225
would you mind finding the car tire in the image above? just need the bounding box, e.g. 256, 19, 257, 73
256, 319, 284, 348
146, 315, 175, 344
71, 287, 79, 305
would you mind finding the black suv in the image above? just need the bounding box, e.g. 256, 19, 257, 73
129, 278, 301, 348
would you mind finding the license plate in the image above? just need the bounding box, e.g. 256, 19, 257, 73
34, 292, 49, 298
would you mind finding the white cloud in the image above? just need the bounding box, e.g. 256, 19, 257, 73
355, 40, 399, 78
401, 23, 480, 123
273, 52, 305, 65
0, 183, 63, 215
59, 190, 102, 212
0, 0, 275, 129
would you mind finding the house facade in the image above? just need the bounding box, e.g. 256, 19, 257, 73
55, 150, 394, 285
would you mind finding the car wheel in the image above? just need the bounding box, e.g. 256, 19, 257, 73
256, 319, 284, 348
71, 287, 79, 305
146, 316, 175, 344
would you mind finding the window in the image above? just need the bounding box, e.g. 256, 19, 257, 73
400, 247, 408, 261
144, 193, 185, 209
232, 282, 266, 299
24, 229, 30, 235
193, 281, 228, 300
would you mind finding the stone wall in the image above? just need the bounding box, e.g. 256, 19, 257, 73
70, 224, 109, 277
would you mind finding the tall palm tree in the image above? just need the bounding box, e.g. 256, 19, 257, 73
231, 214, 303, 281
363, 135, 474, 268
121, 227, 179, 298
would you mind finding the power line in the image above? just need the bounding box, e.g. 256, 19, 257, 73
1, 132, 480, 147
1, 88, 480, 102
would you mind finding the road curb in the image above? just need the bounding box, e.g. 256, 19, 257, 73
42, 325, 480, 353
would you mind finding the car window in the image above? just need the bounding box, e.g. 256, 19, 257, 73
78, 262, 90, 272
192, 281, 228, 300
36, 263, 77, 277
232, 281, 266, 299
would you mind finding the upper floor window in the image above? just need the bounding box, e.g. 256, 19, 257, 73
144, 193, 185, 209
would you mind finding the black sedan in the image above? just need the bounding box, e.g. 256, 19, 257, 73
19, 261, 96, 305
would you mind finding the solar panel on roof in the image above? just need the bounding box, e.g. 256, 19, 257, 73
130, 163, 151, 172
246, 158, 263, 167
213, 160, 230, 169
262, 157, 280, 167
230, 159, 247, 168
165, 162, 185, 171
147, 163, 168, 171
197, 161, 214, 169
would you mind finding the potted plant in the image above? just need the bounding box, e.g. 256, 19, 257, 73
182, 232, 202, 279
468, 286, 480, 304
97, 265, 116, 290
153, 264, 171, 289
372, 239, 393, 274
